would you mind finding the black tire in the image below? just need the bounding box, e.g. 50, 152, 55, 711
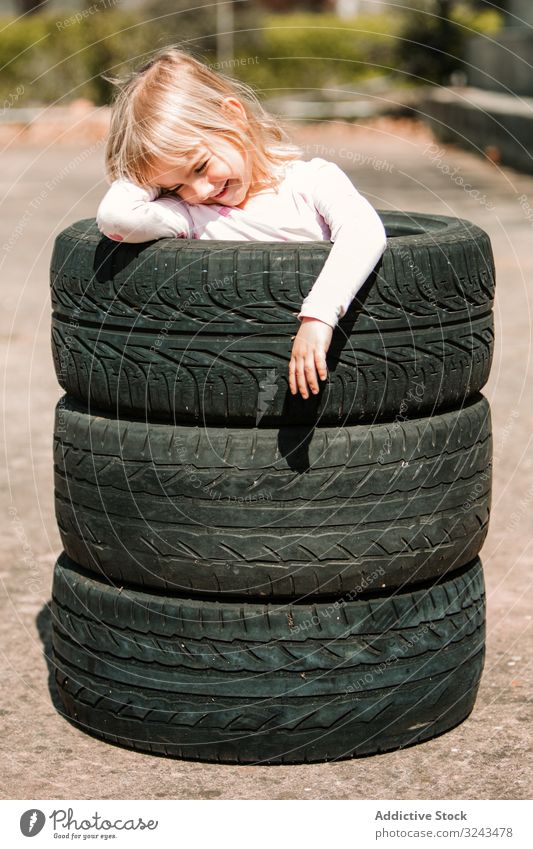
54, 394, 491, 598
50, 213, 495, 425
51, 554, 486, 764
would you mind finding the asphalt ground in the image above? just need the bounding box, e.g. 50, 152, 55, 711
1, 117, 531, 799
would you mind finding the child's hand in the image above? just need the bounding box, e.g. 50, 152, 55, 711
289, 317, 333, 399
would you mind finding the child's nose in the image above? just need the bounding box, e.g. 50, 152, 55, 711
191, 176, 215, 204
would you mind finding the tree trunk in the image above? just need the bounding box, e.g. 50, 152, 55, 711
15, 0, 48, 15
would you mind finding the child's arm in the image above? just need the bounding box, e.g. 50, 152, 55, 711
289, 158, 387, 399
96, 177, 193, 243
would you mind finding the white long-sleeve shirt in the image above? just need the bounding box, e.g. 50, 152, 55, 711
96, 157, 387, 328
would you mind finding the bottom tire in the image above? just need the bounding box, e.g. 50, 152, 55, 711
51, 554, 485, 764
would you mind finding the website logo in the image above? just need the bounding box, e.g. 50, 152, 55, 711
20, 809, 46, 837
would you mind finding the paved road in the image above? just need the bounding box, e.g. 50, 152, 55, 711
1, 118, 531, 799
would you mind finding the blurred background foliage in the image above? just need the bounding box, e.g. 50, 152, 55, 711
0, 1, 504, 107
396, 0, 503, 84
235, 12, 404, 92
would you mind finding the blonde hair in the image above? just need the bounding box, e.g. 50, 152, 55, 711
103, 46, 303, 194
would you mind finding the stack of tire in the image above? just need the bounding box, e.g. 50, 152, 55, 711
49, 210, 494, 763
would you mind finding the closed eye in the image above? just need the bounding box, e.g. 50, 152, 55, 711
164, 159, 209, 194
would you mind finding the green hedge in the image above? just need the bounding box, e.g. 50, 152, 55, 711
231, 12, 403, 94
0, 11, 161, 107
0, 4, 504, 109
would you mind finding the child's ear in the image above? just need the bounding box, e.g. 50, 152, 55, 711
222, 97, 248, 129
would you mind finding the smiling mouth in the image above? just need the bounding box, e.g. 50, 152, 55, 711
212, 180, 229, 200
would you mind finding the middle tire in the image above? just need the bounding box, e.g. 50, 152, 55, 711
54, 394, 491, 598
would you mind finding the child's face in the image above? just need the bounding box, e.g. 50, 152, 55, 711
149, 134, 252, 208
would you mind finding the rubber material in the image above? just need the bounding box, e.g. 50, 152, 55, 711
52, 554, 485, 764
54, 394, 491, 598
50, 214, 495, 425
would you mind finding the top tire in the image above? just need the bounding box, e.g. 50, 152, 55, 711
50, 211, 495, 425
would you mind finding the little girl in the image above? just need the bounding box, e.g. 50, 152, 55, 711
96, 47, 387, 400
